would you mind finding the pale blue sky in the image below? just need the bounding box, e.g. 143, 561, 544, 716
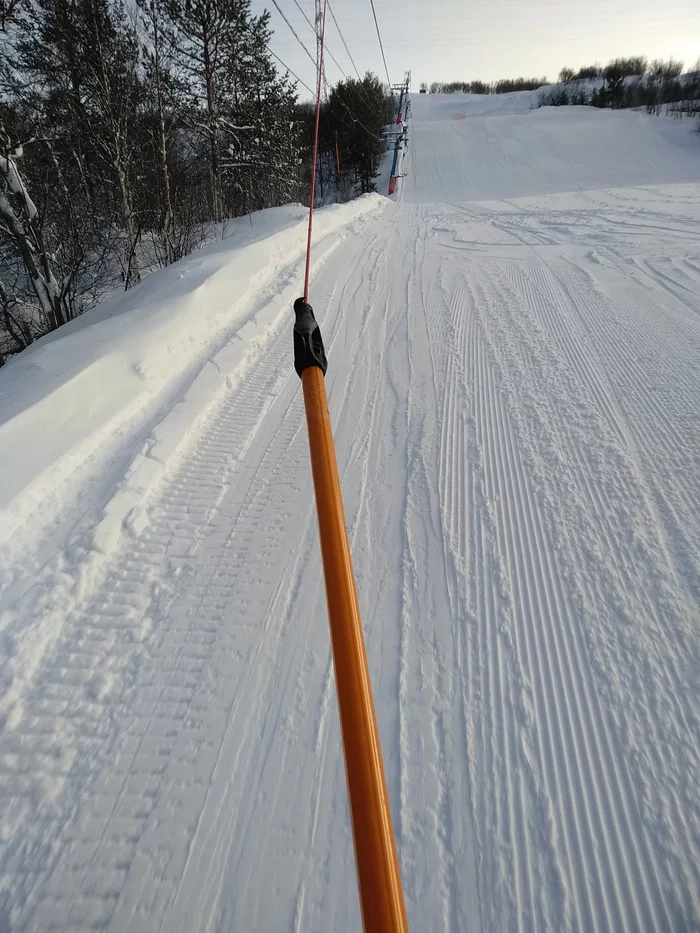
252, 0, 700, 96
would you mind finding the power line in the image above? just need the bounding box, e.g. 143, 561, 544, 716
368, 0, 392, 90
315, 38, 350, 85
273, 0, 385, 116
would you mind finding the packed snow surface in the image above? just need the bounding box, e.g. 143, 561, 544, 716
1, 92, 699, 932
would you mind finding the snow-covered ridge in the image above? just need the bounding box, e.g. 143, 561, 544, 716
0, 194, 388, 557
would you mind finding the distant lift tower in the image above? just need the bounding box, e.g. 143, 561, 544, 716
391, 71, 411, 124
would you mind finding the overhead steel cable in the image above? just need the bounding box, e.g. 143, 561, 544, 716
320, 0, 390, 131
335, 92, 383, 140
327, 0, 363, 82
268, 40, 380, 140
318, 40, 352, 86
325, 0, 389, 120
288, 0, 368, 96
290, 0, 316, 31
266, 46, 316, 96
268, 0, 386, 143
302, 0, 327, 301
269, 0, 316, 67
368, 0, 392, 90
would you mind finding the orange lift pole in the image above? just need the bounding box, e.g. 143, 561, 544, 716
296, 0, 408, 925
293, 303, 409, 933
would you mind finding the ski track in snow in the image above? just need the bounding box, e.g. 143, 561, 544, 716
1, 94, 700, 932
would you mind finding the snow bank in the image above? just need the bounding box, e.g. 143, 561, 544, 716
0, 194, 388, 555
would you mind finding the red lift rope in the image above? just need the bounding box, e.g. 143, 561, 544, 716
303, 0, 328, 303
293, 4, 409, 929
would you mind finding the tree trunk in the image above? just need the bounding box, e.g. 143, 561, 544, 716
88, 0, 141, 287
116, 162, 141, 288
202, 29, 220, 223
151, 0, 175, 264
0, 156, 65, 330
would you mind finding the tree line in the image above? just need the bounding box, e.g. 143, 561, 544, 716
0, 0, 303, 357
421, 78, 547, 95
0, 0, 390, 362
417, 55, 700, 120
539, 56, 700, 115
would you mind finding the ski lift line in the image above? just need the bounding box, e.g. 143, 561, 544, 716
269, 0, 317, 68
302, 0, 328, 303
281, 0, 390, 118
322, 38, 359, 88
325, 0, 391, 118
287, 0, 379, 112
368, 0, 393, 90
327, 0, 363, 82
266, 46, 316, 96
267, 44, 380, 141
290, 0, 316, 31
286, 0, 355, 86
294, 5, 409, 928
289, 0, 348, 76
270, 0, 396, 140
336, 98, 383, 140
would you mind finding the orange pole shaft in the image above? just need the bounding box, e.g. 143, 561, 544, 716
301, 365, 409, 933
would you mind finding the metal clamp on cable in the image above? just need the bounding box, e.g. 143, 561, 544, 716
293, 297, 328, 377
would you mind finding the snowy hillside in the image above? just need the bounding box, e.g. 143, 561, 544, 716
1, 92, 699, 933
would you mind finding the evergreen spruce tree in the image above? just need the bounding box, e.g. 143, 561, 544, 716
326, 74, 388, 195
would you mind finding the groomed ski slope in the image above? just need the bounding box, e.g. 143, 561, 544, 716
1, 93, 700, 932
